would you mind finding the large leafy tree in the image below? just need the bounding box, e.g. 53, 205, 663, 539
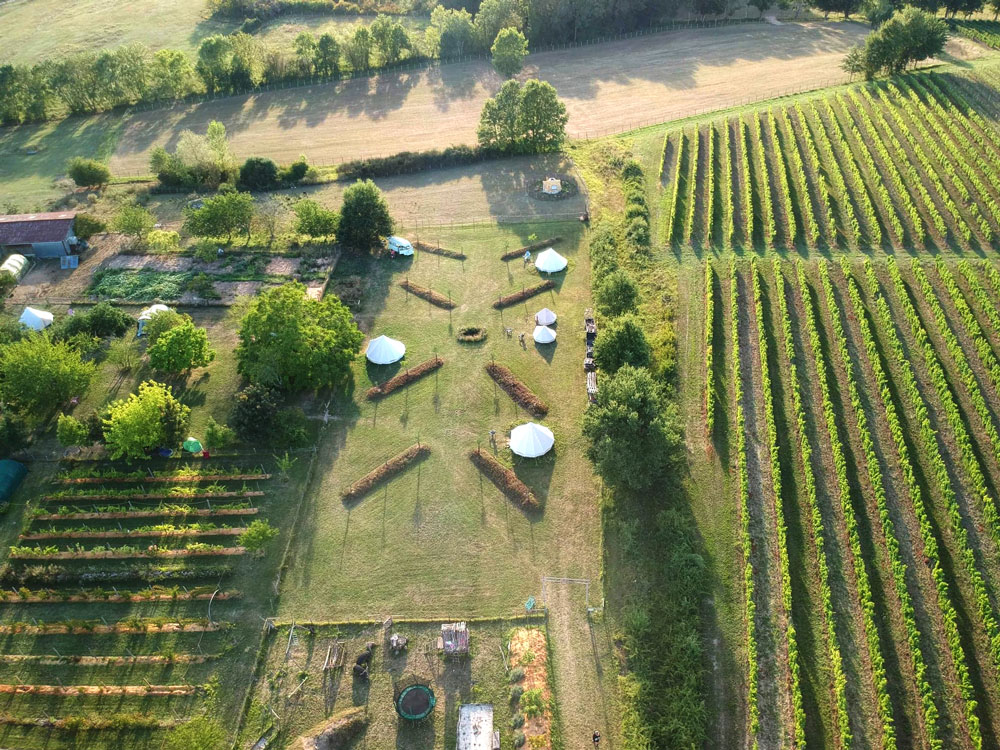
103, 380, 190, 459
184, 189, 254, 241
582, 365, 680, 492
293, 199, 339, 238
0, 335, 94, 412
236, 283, 363, 390
491, 28, 529, 77
315, 33, 341, 76
517, 79, 567, 152
475, 0, 524, 49
428, 6, 476, 57
148, 321, 216, 373
595, 270, 640, 318
594, 314, 652, 374
337, 180, 393, 250
371, 15, 411, 65
113, 204, 155, 248
477, 79, 523, 152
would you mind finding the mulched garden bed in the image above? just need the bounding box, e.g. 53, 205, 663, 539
399, 279, 456, 309
0, 684, 198, 697
468, 449, 538, 510
500, 237, 562, 261
56, 474, 270, 485
10, 547, 246, 560
366, 357, 443, 400
493, 281, 555, 309
412, 241, 466, 260
485, 363, 549, 417
0, 620, 225, 635
21, 528, 246, 541
32, 508, 258, 522
41, 491, 264, 503
457, 326, 487, 343
341, 444, 431, 503
0, 589, 240, 604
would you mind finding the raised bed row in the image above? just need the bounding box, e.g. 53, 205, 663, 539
9, 546, 246, 560
56, 474, 271, 485
20, 527, 247, 541
41, 491, 264, 503
0, 619, 227, 635
0, 588, 239, 604
32, 507, 258, 522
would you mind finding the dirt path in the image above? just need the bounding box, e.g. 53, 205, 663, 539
545, 583, 613, 749
108, 22, 870, 174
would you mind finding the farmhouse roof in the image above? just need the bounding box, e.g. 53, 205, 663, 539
0, 212, 76, 245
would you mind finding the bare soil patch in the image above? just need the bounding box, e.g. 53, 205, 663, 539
109, 22, 871, 175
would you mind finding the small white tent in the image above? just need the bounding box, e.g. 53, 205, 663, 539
137, 304, 172, 336
388, 237, 414, 256
534, 307, 557, 326
366, 335, 406, 365
534, 248, 567, 274
509, 422, 554, 458
18, 306, 53, 331
532, 325, 556, 344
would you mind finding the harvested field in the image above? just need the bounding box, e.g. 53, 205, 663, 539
365, 356, 444, 400
469, 449, 539, 510
108, 22, 871, 175
340, 443, 431, 503
494, 280, 556, 309
399, 279, 456, 308
485, 362, 549, 416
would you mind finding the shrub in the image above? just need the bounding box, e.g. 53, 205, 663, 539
399, 280, 455, 309
411, 240, 466, 260
147, 229, 181, 254
337, 145, 483, 182
57, 414, 89, 447
341, 444, 430, 503
0, 336, 94, 413
521, 688, 544, 717
107, 338, 141, 374
148, 321, 216, 373
468, 449, 538, 509
231, 384, 280, 442
510, 714, 525, 729
275, 407, 308, 447
509, 685, 524, 703
73, 213, 106, 240
594, 314, 651, 373
204, 417, 234, 449
595, 270, 640, 318
144, 310, 189, 347
492, 281, 555, 309
485, 362, 548, 417
293, 199, 339, 238
67, 157, 110, 187
500, 237, 561, 261
238, 519, 278, 553
279, 156, 309, 183
509, 667, 525, 683
73, 302, 132, 339
625, 216, 650, 248
103, 381, 191, 460
366, 357, 443, 400
0, 270, 15, 300
513, 732, 526, 748
457, 326, 487, 343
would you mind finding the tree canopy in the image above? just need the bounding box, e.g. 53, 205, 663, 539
595, 270, 641, 318
594, 314, 652, 374
843, 7, 947, 78
293, 199, 339, 238
183, 189, 254, 241
103, 380, 190, 459
236, 283, 363, 391
67, 157, 110, 188
112, 204, 155, 247
148, 321, 216, 373
0, 336, 94, 413
478, 79, 567, 154
491, 28, 529, 77
337, 180, 394, 250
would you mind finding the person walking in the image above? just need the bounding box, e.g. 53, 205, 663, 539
592, 730, 601, 747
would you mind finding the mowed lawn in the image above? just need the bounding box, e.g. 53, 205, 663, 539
278, 221, 601, 619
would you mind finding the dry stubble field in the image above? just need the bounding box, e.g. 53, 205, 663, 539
109, 21, 871, 174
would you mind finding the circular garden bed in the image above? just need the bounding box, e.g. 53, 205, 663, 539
457, 326, 487, 343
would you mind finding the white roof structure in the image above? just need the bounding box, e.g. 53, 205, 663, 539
535, 307, 557, 326
138, 304, 171, 321
388, 236, 414, 256
532, 325, 556, 344
366, 335, 406, 365
534, 248, 567, 273
509, 422, 554, 458
18, 306, 53, 331
457, 704, 495, 750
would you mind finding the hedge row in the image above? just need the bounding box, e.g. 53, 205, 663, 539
468, 449, 538, 510
337, 145, 491, 182
750, 259, 806, 746
502, 237, 562, 261
0, 618, 227, 635
765, 112, 798, 247
366, 357, 443, 401
399, 279, 456, 309
738, 118, 755, 248
851, 259, 983, 748
486, 362, 549, 417
340, 444, 430, 503
412, 241, 466, 261
794, 260, 897, 748
493, 281, 555, 309
704, 260, 715, 435
663, 131, 686, 248
817, 261, 940, 747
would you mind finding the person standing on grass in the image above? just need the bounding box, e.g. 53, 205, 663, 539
592, 731, 601, 747
524, 250, 531, 266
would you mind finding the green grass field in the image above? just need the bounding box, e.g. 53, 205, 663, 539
278, 221, 602, 621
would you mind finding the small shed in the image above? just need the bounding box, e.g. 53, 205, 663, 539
0, 460, 27, 505
439, 622, 469, 655
0, 212, 78, 257
542, 177, 562, 195
457, 704, 497, 750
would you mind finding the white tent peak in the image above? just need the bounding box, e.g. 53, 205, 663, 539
534, 248, 567, 274
509, 422, 554, 458
137, 304, 173, 336
19, 307, 53, 331
532, 325, 556, 344
535, 307, 557, 326
366, 335, 406, 365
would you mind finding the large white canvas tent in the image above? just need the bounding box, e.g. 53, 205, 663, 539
366, 335, 406, 364
532, 325, 556, 344
18, 306, 52, 331
534, 248, 567, 274
509, 422, 554, 458
534, 307, 557, 326
137, 304, 172, 336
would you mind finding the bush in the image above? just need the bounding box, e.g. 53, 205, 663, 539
0, 270, 16, 300
67, 157, 110, 187
513, 732, 526, 748
239, 156, 279, 190
107, 338, 141, 374
144, 310, 189, 347
238, 519, 278, 553
492, 280, 555, 309
275, 407, 308, 447
521, 688, 544, 717
366, 357, 443, 400
293, 199, 339, 238
595, 270, 640, 318
204, 416, 234, 449
0, 414, 26, 457
509, 685, 524, 703
55, 302, 132, 341
102, 381, 191, 460
0, 336, 94, 413
73, 213, 106, 241
509, 667, 525, 683
337, 179, 393, 250
589, 222, 619, 279
625, 216, 650, 248
341, 444, 430, 503
147, 229, 182, 254
57, 414, 89, 447
148, 321, 216, 373
231, 384, 280, 442
485, 362, 548, 416
594, 314, 651, 373
336, 145, 483, 182
279, 156, 309, 183
468, 449, 538, 509
510, 714, 525, 729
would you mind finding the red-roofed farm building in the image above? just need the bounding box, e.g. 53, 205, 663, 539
0, 212, 79, 257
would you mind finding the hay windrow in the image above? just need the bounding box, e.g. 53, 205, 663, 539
366, 357, 443, 400
399, 280, 456, 309
341, 444, 430, 503
485, 363, 548, 417
492, 281, 555, 309
468, 449, 538, 510
500, 237, 562, 261
412, 241, 466, 260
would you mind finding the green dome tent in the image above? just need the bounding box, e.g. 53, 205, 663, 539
0, 460, 27, 506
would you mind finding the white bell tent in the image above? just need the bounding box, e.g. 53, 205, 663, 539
534, 248, 567, 274
534, 307, 557, 326
532, 325, 556, 344
366, 335, 406, 365
509, 422, 554, 458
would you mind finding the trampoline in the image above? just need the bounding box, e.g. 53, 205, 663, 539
395, 683, 436, 720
